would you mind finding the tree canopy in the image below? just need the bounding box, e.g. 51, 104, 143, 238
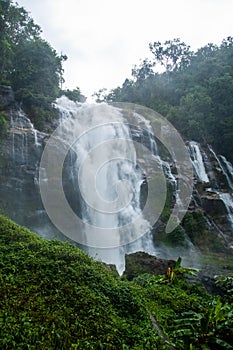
104, 37, 233, 162
0, 0, 83, 129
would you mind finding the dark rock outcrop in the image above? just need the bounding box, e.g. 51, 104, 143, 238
201, 194, 227, 216
0, 109, 46, 229
123, 251, 175, 280
0, 85, 15, 107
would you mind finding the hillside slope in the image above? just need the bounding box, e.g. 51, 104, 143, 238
1, 215, 233, 349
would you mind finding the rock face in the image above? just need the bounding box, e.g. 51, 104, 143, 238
123, 252, 175, 280
201, 195, 226, 216
0, 93, 233, 272
0, 85, 15, 107
0, 105, 83, 244
0, 108, 45, 229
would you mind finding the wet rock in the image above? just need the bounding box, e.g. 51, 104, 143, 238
0, 109, 45, 228
0, 85, 15, 107
123, 251, 175, 280
201, 194, 227, 216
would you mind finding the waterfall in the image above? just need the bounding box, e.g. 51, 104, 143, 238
132, 111, 158, 155
39, 97, 201, 272
189, 141, 209, 183
33, 129, 40, 147
4, 98, 233, 275
219, 155, 233, 191
219, 192, 233, 229
208, 145, 231, 188
206, 145, 233, 232
10, 111, 15, 159
50, 97, 160, 273
10, 109, 41, 150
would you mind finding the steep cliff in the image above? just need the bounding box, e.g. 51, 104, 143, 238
0, 93, 232, 273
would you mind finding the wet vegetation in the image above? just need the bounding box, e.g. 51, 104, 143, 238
99, 38, 233, 163
1, 215, 233, 349
1, 2, 233, 349
0, 0, 84, 130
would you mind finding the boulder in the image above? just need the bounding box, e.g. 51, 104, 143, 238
123, 251, 175, 280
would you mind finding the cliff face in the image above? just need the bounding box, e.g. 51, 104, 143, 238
0, 92, 232, 270
0, 85, 15, 107
0, 108, 46, 230
190, 144, 233, 245
0, 102, 82, 244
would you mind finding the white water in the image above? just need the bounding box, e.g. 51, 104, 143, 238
10, 109, 41, 150
133, 112, 158, 155
33, 129, 40, 147
219, 156, 233, 191
207, 145, 233, 231
53, 96, 159, 274
10, 111, 15, 159
189, 141, 209, 183
219, 192, 233, 229
208, 145, 230, 187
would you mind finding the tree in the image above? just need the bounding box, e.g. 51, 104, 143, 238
60, 87, 86, 102
92, 88, 108, 103
107, 36, 233, 161
132, 58, 154, 81
0, 0, 41, 84
0, 0, 12, 82
0, 1, 70, 129
8, 38, 66, 128
12, 38, 63, 98
149, 38, 194, 72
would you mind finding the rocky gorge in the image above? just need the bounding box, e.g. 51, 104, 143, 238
0, 87, 233, 275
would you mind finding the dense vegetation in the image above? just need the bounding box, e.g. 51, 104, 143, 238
99, 38, 233, 162
1, 3, 233, 348
0, 0, 84, 129
0, 214, 233, 349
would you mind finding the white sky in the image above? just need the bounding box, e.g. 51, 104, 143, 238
16, 0, 233, 98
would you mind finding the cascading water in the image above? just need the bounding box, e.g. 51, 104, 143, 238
200, 144, 233, 233
219, 155, 233, 191
10, 109, 41, 151
189, 141, 209, 183
51, 96, 160, 273
3, 97, 233, 275
218, 192, 233, 229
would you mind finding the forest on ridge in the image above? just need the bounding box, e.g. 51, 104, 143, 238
1, 0, 233, 164
100, 37, 233, 163
0, 0, 82, 131
1, 2, 233, 350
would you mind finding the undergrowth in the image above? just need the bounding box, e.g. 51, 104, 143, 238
0, 214, 233, 349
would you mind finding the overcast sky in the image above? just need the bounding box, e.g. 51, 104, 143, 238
16, 0, 233, 99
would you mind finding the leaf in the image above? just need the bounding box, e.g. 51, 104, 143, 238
209, 336, 233, 349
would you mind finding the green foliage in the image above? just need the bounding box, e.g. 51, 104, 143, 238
166, 225, 186, 246
10, 37, 65, 129
160, 182, 173, 223
165, 256, 200, 285
60, 87, 84, 102
92, 88, 108, 103
0, 214, 233, 349
0, 0, 41, 84
0, 1, 80, 130
132, 266, 233, 349
107, 36, 233, 162
149, 38, 194, 72
0, 215, 157, 349
182, 211, 207, 244
171, 298, 233, 349
0, 111, 7, 138
215, 274, 233, 303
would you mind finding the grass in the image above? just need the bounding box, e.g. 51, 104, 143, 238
0, 214, 233, 349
